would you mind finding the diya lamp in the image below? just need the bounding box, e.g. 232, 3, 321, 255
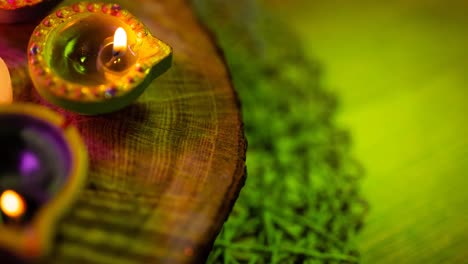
28, 2, 173, 115
0, 104, 88, 259
0, 0, 62, 24
0, 59, 87, 258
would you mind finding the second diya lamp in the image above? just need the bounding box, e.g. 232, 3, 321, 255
0, 0, 62, 24
0, 104, 87, 259
28, 2, 172, 115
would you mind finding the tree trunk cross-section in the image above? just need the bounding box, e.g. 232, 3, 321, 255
0, 0, 246, 263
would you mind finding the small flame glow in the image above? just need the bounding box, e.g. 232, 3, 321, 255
113, 27, 127, 57
0, 190, 26, 219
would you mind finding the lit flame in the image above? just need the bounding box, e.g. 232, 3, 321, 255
0, 57, 12, 104
113, 27, 127, 57
1, 190, 26, 219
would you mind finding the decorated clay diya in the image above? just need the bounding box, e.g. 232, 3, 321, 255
0, 104, 87, 258
28, 2, 172, 115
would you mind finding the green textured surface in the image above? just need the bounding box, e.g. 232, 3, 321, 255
195, 1, 366, 263
196, 0, 468, 263
250, 0, 468, 263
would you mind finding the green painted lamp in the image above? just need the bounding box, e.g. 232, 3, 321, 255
28, 2, 172, 115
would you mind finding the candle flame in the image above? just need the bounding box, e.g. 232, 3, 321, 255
113, 27, 127, 57
0, 57, 12, 104
1, 190, 26, 219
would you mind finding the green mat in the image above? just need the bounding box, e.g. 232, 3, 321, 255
194, 1, 366, 263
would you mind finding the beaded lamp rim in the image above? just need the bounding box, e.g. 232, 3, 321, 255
0, 0, 44, 10
28, 2, 172, 104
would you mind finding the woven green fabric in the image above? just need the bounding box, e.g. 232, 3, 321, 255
194, 1, 367, 263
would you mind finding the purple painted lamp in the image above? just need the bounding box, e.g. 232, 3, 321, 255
0, 104, 87, 259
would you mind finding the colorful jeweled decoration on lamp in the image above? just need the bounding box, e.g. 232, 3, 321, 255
0, 0, 62, 24
0, 104, 88, 259
28, 2, 172, 115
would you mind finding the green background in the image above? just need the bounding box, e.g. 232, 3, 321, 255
267, 0, 468, 263
197, 0, 468, 262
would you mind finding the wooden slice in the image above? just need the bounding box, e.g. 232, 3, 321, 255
0, 0, 246, 263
